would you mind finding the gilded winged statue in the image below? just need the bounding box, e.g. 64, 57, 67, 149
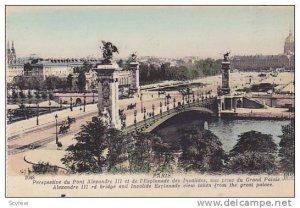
100, 41, 119, 64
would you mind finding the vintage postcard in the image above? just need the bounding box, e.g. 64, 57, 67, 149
5, 5, 295, 198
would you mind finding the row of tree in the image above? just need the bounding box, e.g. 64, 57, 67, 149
139, 58, 222, 84
60, 117, 294, 174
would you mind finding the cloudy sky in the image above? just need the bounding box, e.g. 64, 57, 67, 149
6, 6, 294, 59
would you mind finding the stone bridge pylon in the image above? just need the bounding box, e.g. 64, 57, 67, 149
94, 42, 139, 129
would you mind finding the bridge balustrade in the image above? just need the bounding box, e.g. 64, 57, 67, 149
123, 96, 217, 134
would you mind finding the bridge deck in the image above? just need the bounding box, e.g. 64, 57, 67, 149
123, 96, 217, 134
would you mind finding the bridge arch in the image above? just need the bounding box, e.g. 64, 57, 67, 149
144, 107, 214, 133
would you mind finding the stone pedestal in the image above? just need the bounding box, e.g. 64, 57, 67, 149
95, 64, 121, 129
129, 61, 140, 94
220, 61, 231, 95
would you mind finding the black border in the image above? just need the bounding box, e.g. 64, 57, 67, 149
4, 4, 296, 199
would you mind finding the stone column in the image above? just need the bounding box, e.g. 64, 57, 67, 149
95, 64, 121, 129
130, 61, 140, 93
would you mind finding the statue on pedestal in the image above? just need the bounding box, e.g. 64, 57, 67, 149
100, 41, 119, 64
131, 52, 137, 62
223, 52, 230, 62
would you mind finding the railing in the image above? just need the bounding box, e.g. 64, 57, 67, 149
123, 96, 217, 134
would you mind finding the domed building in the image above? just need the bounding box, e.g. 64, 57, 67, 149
284, 29, 294, 55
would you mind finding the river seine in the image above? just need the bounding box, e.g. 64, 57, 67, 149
153, 112, 291, 152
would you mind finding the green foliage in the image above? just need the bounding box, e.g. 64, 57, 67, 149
139, 58, 221, 84
19, 91, 25, 99
194, 58, 221, 77
35, 92, 41, 99
73, 61, 92, 73
49, 93, 54, 100
61, 117, 108, 173
76, 70, 87, 93
13, 76, 27, 90
229, 131, 277, 156
27, 90, 33, 99
228, 131, 278, 174
32, 161, 58, 174
279, 120, 295, 172
228, 152, 277, 174
67, 74, 73, 91
178, 127, 226, 173
45, 76, 66, 91
41, 92, 48, 100
129, 133, 156, 173
249, 83, 276, 92
106, 128, 130, 173
12, 89, 18, 100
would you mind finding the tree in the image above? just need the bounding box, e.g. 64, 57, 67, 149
19, 91, 25, 99
13, 76, 26, 91
82, 61, 93, 73
35, 92, 41, 99
279, 120, 295, 172
229, 131, 277, 156
41, 92, 48, 100
27, 90, 33, 99
32, 77, 42, 91
45, 76, 63, 91
76, 70, 86, 93
106, 129, 129, 173
178, 127, 226, 173
129, 133, 153, 173
45, 76, 55, 91
67, 74, 73, 91
128, 133, 174, 173
228, 151, 277, 174
228, 131, 278, 174
61, 117, 108, 173
12, 89, 18, 101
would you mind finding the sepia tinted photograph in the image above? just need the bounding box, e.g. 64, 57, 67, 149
5, 5, 295, 197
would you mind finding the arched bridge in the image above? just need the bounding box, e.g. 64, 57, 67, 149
123, 96, 217, 134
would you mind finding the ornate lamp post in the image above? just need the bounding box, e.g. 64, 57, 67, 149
160, 101, 162, 117
187, 88, 190, 106
140, 93, 143, 113
83, 93, 86, 112
173, 97, 176, 109
55, 114, 58, 144
134, 109, 137, 127
167, 96, 170, 113
143, 107, 146, 120
70, 97, 73, 111
48, 99, 52, 113
123, 113, 127, 128
36, 101, 39, 125
92, 91, 95, 104
192, 92, 195, 103
152, 104, 155, 120
164, 92, 167, 106
60, 99, 62, 109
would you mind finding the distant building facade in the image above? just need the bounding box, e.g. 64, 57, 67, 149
284, 29, 294, 55
231, 30, 295, 71
6, 42, 137, 94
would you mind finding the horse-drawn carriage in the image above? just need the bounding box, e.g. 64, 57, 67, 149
67, 116, 76, 124
127, 103, 136, 110
59, 123, 70, 134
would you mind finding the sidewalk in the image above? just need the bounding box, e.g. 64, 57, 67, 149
7, 104, 98, 137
